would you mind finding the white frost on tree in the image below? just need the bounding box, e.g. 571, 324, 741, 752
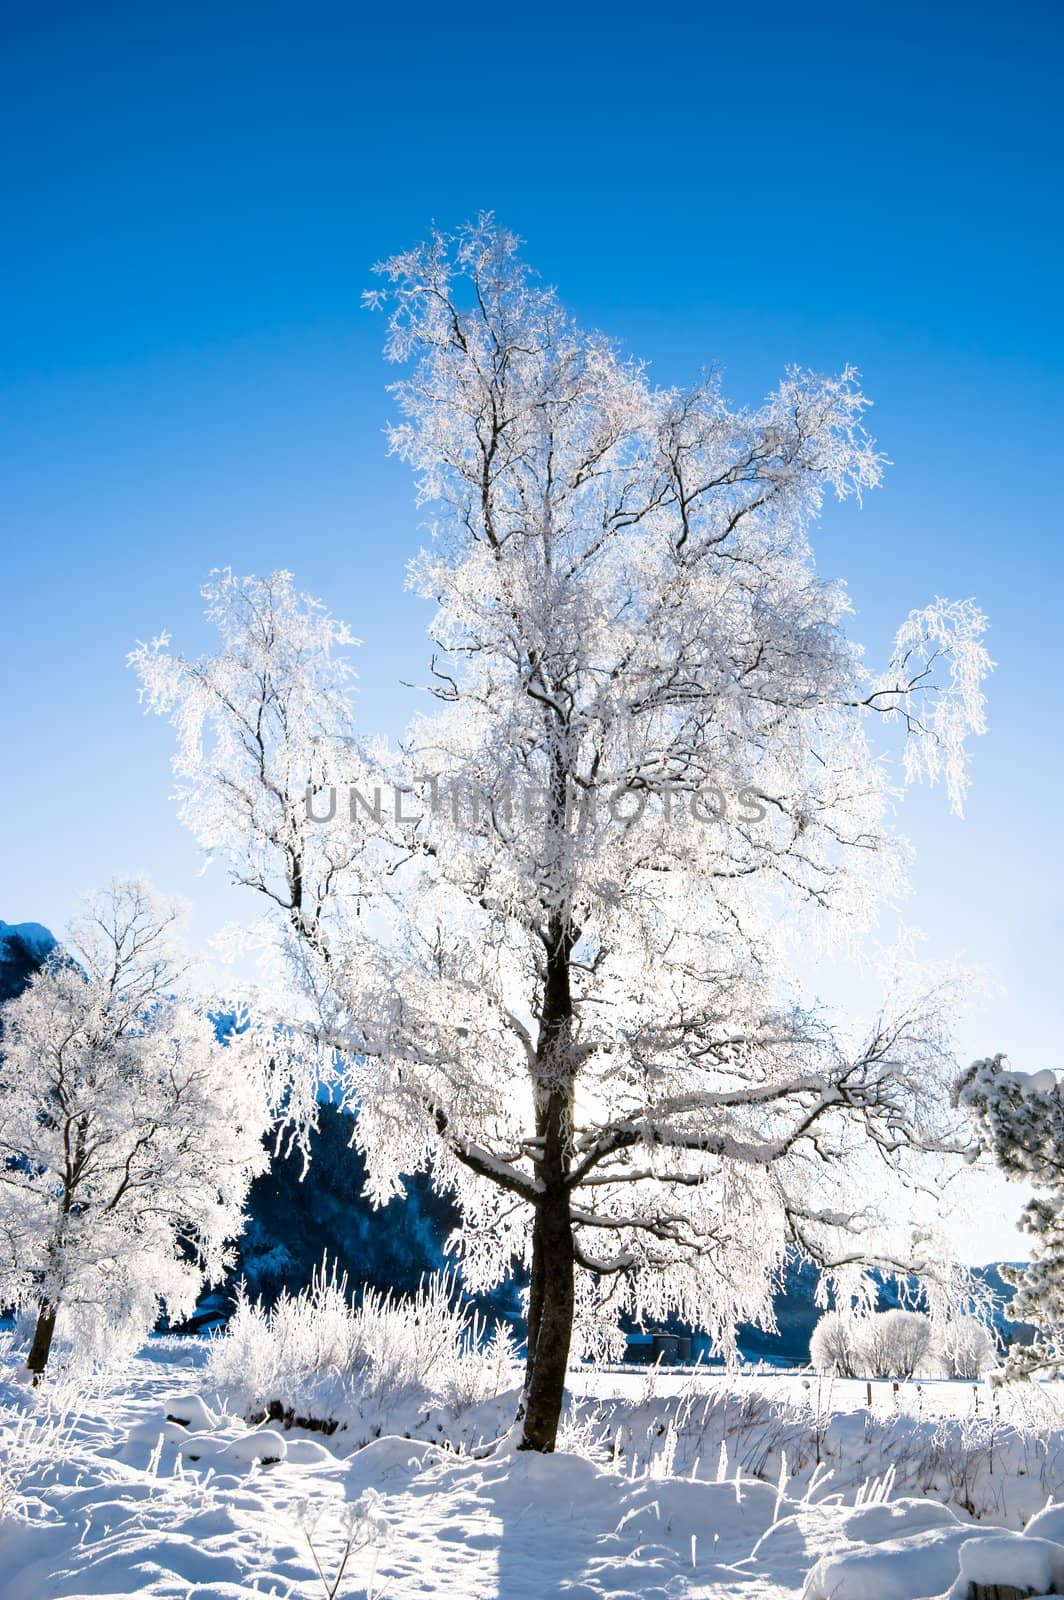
860, 1309, 933, 1379
0, 880, 280, 1378
134, 219, 993, 1450
810, 1306, 994, 1378
934, 1315, 997, 1378
809, 1311, 864, 1378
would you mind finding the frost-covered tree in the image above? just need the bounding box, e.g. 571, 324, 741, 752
809, 1311, 863, 1377
955, 1056, 1064, 1380
133, 220, 993, 1450
934, 1315, 997, 1378
810, 1308, 937, 1378
861, 1309, 933, 1378
0, 880, 277, 1378
813, 1306, 995, 1378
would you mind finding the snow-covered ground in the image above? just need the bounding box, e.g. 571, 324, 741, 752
6, 1339, 1064, 1599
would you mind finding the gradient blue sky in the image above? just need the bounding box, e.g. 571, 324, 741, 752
1, 2, 1061, 1255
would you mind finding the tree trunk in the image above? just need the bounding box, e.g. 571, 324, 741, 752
518, 1187, 574, 1451
26, 1300, 57, 1383
519, 873, 578, 1451
524, 1209, 546, 1388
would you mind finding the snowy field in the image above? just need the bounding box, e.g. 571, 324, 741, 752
6, 1339, 1064, 1599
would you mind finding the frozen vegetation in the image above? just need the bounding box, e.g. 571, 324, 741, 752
7, 1330, 1064, 1598
809, 1309, 997, 1380
207, 1266, 520, 1440
2, 221, 1046, 1597
132, 220, 995, 1453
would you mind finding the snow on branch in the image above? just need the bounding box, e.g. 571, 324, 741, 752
862, 596, 992, 815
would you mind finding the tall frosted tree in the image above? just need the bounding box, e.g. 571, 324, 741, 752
134, 220, 992, 1450
0, 880, 278, 1378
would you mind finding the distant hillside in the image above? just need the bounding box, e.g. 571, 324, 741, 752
0, 919, 57, 1002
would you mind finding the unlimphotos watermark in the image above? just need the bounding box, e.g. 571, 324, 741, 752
303, 777, 770, 828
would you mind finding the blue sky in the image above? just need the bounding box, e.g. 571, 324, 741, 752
1, 2, 1061, 1255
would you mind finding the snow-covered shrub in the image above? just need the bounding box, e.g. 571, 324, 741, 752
0, 1393, 82, 1524
563, 1377, 1064, 1527
294, 1491, 392, 1600
934, 1316, 998, 1378
207, 1262, 518, 1430
436, 1322, 520, 1417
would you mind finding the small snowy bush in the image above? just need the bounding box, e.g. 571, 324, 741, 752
0, 1391, 83, 1524
563, 1377, 1064, 1526
207, 1262, 518, 1429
